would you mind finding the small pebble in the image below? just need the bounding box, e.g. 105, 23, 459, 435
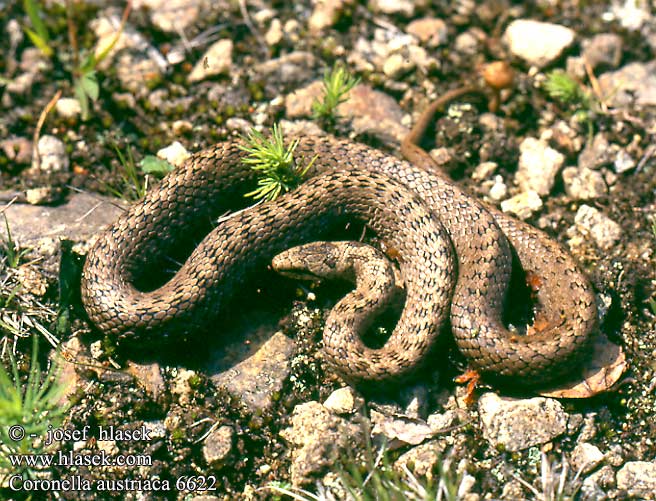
572, 205, 622, 250
516, 137, 564, 196
323, 387, 361, 414
55, 98, 82, 119
31, 135, 69, 173
188, 39, 233, 83
503, 19, 575, 67
406, 17, 448, 47
369, 0, 414, 17
157, 141, 190, 168
500, 191, 543, 219
614, 149, 636, 173
488, 176, 508, 201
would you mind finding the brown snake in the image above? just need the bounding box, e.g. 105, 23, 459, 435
81, 91, 598, 385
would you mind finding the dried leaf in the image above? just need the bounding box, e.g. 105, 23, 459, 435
540, 333, 627, 398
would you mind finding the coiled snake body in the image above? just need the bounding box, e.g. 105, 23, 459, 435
81, 123, 598, 385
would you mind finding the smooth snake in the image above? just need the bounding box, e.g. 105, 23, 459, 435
81, 91, 598, 385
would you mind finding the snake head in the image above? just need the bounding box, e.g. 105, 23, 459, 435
272, 242, 336, 281
271, 241, 354, 281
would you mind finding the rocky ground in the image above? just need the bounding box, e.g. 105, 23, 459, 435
1, 0, 656, 500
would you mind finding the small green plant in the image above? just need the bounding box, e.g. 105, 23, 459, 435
543, 70, 597, 140
543, 71, 590, 106
1, 284, 22, 310
264, 481, 295, 501
67, 0, 131, 120
514, 452, 583, 501
239, 124, 316, 202
23, 0, 53, 57
106, 144, 147, 201
1, 215, 30, 269
0, 335, 69, 481
22, 0, 132, 120
339, 445, 463, 501
312, 63, 360, 128
104, 145, 174, 201
264, 443, 465, 501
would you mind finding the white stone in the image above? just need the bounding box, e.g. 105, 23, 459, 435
202, 425, 233, 465
382, 53, 414, 79
280, 401, 362, 486
571, 442, 604, 474
323, 387, 360, 414
157, 141, 190, 168
265, 18, 283, 46
478, 392, 568, 451
427, 410, 458, 432
188, 39, 233, 83
90, 341, 103, 359
25, 187, 56, 205
562, 166, 607, 200
572, 205, 622, 250
55, 98, 82, 118
32, 135, 69, 173
503, 20, 575, 67
133, 0, 201, 33
406, 17, 448, 47
170, 368, 197, 406
454, 29, 483, 55
472, 161, 497, 181
616, 461, 656, 498
252, 8, 276, 25
284, 20, 301, 42
488, 176, 508, 201
407, 45, 435, 72
115, 52, 163, 94
369, 0, 414, 16
500, 190, 543, 219
598, 61, 656, 108
516, 137, 565, 196
614, 149, 636, 173
605, 0, 651, 31
308, 0, 349, 34
172, 120, 193, 135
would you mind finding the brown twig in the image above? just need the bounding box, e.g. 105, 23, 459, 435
0, 196, 18, 214
32, 89, 62, 171
65, 0, 79, 74
94, 0, 133, 68
584, 60, 607, 112
238, 0, 269, 57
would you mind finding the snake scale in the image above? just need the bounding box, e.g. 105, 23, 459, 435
81, 102, 598, 385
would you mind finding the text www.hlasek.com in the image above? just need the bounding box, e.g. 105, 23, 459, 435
9, 450, 151, 468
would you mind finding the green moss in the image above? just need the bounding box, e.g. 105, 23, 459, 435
101, 335, 117, 359
247, 81, 265, 102
171, 428, 186, 444
187, 374, 202, 390
145, 74, 163, 90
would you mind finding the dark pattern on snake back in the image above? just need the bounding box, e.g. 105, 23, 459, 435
81, 135, 598, 384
